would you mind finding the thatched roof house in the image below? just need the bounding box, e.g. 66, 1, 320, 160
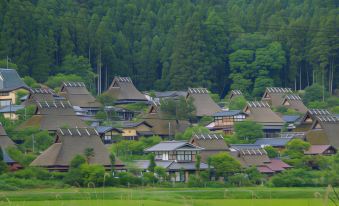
0, 125, 16, 164
19, 101, 87, 132
142, 102, 190, 137
60, 82, 101, 109
189, 133, 229, 162
281, 94, 308, 113
186, 88, 221, 117
229, 90, 243, 100
30, 128, 112, 171
296, 109, 332, 132
244, 101, 285, 137
262, 87, 293, 107
306, 115, 339, 148
104, 77, 147, 104
24, 88, 56, 106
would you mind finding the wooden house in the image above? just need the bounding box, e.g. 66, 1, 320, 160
121, 121, 154, 140
96, 126, 123, 144
139, 141, 209, 182
296, 109, 332, 132
304, 145, 336, 155
104, 77, 147, 104
210, 110, 247, 134
186, 88, 222, 117
30, 128, 114, 171
262, 87, 293, 108
0, 68, 29, 107
19, 100, 87, 132
243, 101, 285, 137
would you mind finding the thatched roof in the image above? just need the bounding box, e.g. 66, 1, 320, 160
24, 88, 56, 106
282, 94, 308, 113
229, 148, 270, 167
244, 101, 285, 126
31, 128, 111, 170
60, 82, 101, 108
190, 133, 228, 151
186, 88, 221, 117
143, 103, 190, 136
0, 68, 28, 92
262, 87, 293, 107
229, 90, 243, 100
104, 77, 147, 102
0, 125, 16, 163
306, 116, 339, 148
19, 101, 87, 131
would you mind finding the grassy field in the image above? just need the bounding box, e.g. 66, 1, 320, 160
0, 187, 336, 206
0, 199, 332, 206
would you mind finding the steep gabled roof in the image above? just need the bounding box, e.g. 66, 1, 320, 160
104, 77, 147, 102
145, 141, 203, 152
0, 125, 16, 164
304, 145, 336, 155
60, 82, 101, 108
31, 128, 111, 168
143, 103, 190, 136
229, 90, 243, 100
282, 94, 308, 113
19, 101, 87, 131
0, 68, 28, 92
187, 88, 221, 117
262, 87, 293, 107
244, 101, 285, 125
300, 109, 332, 125
190, 133, 229, 150
229, 148, 270, 167
25, 88, 56, 105
306, 115, 339, 148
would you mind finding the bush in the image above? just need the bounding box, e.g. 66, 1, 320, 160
188, 175, 204, 187
270, 169, 321, 187
118, 172, 142, 186
228, 173, 251, 186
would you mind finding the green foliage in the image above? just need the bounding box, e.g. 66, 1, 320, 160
15, 90, 29, 105
16, 105, 36, 122
23, 76, 39, 88
264, 146, 279, 158
284, 139, 310, 159
160, 97, 196, 120
148, 153, 156, 173
16, 128, 54, 153
270, 169, 320, 187
307, 101, 328, 109
209, 93, 220, 103
234, 120, 263, 142
0, 161, 8, 175
209, 152, 241, 178
45, 74, 83, 89
95, 111, 107, 121
70, 155, 86, 169
304, 84, 329, 105
229, 96, 247, 110
6, 147, 36, 167
198, 116, 213, 126
97, 93, 116, 106
0, 59, 18, 69
84, 148, 95, 163
154, 166, 167, 181
175, 126, 210, 141
121, 103, 149, 112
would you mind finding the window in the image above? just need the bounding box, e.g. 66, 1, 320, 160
177, 151, 192, 161
0, 100, 11, 107
0, 92, 9, 96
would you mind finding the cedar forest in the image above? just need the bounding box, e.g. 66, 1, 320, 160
0, 0, 338, 97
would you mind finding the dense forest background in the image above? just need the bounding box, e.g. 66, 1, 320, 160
0, 0, 338, 97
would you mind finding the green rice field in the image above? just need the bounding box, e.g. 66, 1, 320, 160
0, 187, 336, 206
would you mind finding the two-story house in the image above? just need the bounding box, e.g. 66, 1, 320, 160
209, 110, 247, 134
135, 141, 209, 182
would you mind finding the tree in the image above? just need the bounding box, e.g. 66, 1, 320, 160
209, 152, 241, 179
148, 153, 156, 173
110, 153, 116, 172
84, 148, 95, 164
284, 139, 310, 159
70, 155, 86, 169
264, 146, 279, 158
175, 126, 210, 140
234, 120, 263, 142
154, 166, 167, 181
229, 96, 247, 110
195, 154, 201, 177
45, 74, 83, 89
303, 84, 329, 105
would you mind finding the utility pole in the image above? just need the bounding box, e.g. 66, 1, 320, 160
6, 56, 9, 69
32, 134, 35, 153
168, 122, 171, 140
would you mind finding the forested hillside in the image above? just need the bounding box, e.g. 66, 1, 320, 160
0, 0, 338, 97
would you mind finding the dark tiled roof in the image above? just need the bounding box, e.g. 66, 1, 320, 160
0, 68, 28, 92
95, 126, 122, 134
0, 105, 24, 113
255, 138, 293, 147
213, 110, 243, 117
282, 115, 301, 123
145, 141, 203, 152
